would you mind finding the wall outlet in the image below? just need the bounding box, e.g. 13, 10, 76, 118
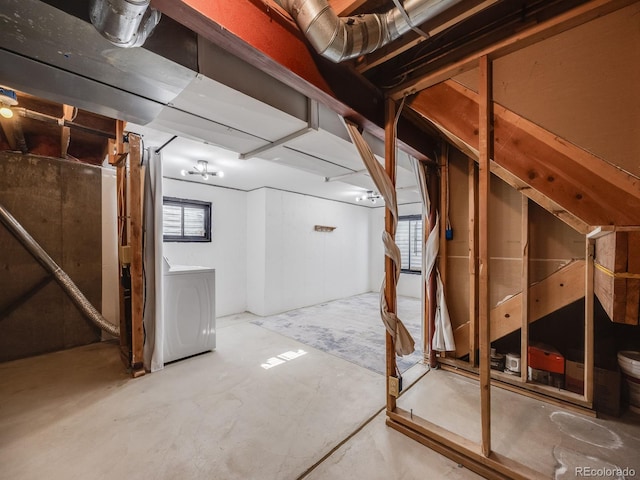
388, 376, 400, 397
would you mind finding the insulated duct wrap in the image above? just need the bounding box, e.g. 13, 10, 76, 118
275, 0, 464, 62
0, 202, 120, 337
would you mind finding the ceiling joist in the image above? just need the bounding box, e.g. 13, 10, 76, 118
389, 0, 637, 99
409, 80, 640, 227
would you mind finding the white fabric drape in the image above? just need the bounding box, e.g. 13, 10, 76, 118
142, 149, 165, 372
343, 118, 415, 357
411, 156, 455, 352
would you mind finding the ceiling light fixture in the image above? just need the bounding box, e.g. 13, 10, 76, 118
180, 160, 224, 181
0, 87, 18, 119
355, 190, 381, 203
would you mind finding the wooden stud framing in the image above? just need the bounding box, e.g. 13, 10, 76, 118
427, 172, 439, 368
520, 196, 529, 383
439, 142, 449, 286
478, 54, 492, 458
387, 409, 547, 480
60, 105, 74, 158
384, 98, 398, 412
390, 0, 637, 99
128, 134, 145, 375
584, 238, 595, 403
468, 158, 478, 365
407, 81, 640, 227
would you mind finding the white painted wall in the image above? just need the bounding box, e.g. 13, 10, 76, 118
369, 203, 423, 299
163, 179, 247, 317
246, 189, 267, 315
248, 188, 371, 316
101, 167, 120, 338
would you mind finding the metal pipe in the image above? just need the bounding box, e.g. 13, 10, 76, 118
274, 0, 464, 62
0, 202, 119, 337
89, 0, 161, 48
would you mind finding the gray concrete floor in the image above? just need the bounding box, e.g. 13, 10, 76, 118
1, 301, 638, 480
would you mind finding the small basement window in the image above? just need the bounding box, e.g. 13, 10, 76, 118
162, 197, 211, 242
397, 215, 422, 274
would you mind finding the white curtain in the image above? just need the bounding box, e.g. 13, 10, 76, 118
342, 118, 415, 357
411, 156, 455, 352
143, 148, 165, 372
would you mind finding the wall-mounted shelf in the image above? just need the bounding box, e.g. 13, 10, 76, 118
314, 225, 336, 232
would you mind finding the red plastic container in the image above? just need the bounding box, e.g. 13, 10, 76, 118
528, 343, 565, 374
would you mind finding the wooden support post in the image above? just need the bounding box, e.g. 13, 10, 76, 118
478, 55, 492, 458
469, 158, 478, 365
128, 134, 145, 376
115, 128, 129, 369
439, 142, 449, 286
427, 171, 439, 368
384, 97, 398, 412
520, 196, 529, 383
60, 105, 74, 158
584, 238, 595, 403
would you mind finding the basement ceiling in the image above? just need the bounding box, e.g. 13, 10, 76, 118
0, 0, 624, 209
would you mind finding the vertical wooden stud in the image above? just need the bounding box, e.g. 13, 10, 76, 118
520, 196, 529, 383
439, 142, 449, 286
478, 54, 492, 458
584, 238, 595, 403
385, 97, 398, 412
128, 134, 145, 375
469, 158, 478, 365
60, 105, 74, 158
427, 172, 439, 368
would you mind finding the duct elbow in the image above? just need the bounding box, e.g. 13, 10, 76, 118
90, 0, 161, 48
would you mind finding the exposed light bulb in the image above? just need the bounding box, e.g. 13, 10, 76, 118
217, 171, 224, 178
0, 106, 13, 119
180, 169, 187, 176
202, 173, 209, 180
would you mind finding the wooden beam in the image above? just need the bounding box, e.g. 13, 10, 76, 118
408, 81, 640, 226
153, 0, 437, 162
520, 196, 529, 383
439, 142, 449, 286
427, 171, 439, 368
454, 260, 586, 355
585, 239, 595, 403
384, 97, 397, 412
60, 105, 74, 158
478, 55, 492, 458
387, 409, 547, 480
439, 360, 594, 412
468, 157, 478, 365
390, 0, 637, 98
330, 0, 367, 15
356, 0, 499, 74
128, 134, 144, 376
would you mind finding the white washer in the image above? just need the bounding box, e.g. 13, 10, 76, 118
163, 258, 216, 364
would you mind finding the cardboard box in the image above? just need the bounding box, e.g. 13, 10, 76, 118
565, 360, 584, 394
564, 360, 621, 416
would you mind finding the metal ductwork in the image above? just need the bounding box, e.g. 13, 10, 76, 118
0, 202, 120, 337
274, 0, 465, 62
90, 0, 161, 48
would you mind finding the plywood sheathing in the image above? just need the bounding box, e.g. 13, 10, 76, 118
408, 80, 640, 227
453, 260, 586, 358
453, 3, 640, 178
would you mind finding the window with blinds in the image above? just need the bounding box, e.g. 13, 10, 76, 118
162, 197, 211, 242
397, 215, 422, 273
